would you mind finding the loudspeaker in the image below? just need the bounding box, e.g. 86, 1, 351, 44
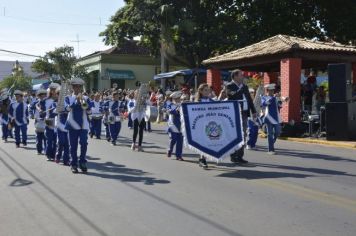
326, 102, 356, 141
328, 63, 352, 102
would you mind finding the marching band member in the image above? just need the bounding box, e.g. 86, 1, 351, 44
90, 93, 104, 139
246, 88, 260, 150
54, 87, 70, 165
45, 83, 60, 161
102, 93, 111, 142
130, 89, 146, 152
32, 89, 47, 155
127, 92, 135, 129
105, 91, 125, 146
226, 69, 256, 164
144, 97, 152, 132
166, 91, 184, 161
162, 90, 172, 122
64, 78, 92, 173
0, 91, 11, 142
8, 90, 29, 148
194, 83, 214, 168
261, 83, 289, 154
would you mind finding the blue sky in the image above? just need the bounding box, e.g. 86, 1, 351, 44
0, 0, 125, 61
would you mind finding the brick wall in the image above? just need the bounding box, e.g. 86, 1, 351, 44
206, 69, 222, 95
280, 58, 302, 122
263, 72, 278, 85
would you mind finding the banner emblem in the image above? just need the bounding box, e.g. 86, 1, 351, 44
205, 121, 222, 140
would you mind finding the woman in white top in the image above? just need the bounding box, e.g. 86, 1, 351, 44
130, 89, 147, 151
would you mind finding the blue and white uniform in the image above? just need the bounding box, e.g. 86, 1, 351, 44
44, 97, 57, 159
167, 102, 183, 159
54, 103, 69, 164
102, 98, 111, 140
0, 98, 11, 141
65, 94, 92, 168
247, 116, 262, 149
127, 98, 135, 128
105, 100, 124, 145
90, 100, 104, 139
8, 100, 29, 146
32, 98, 47, 154
261, 95, 282, 152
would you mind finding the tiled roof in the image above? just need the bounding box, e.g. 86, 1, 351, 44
203, 34, 356, 65
81, 40, 151, 60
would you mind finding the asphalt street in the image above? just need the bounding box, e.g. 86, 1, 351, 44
0, 120, 355, 236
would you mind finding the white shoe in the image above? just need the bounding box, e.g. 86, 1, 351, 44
131, 143, 136, 150
246, 145, 252, 150
267, 151, 276, 155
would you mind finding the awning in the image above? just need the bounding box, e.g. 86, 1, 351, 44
153, 68, 207, 80
106, 69, 135, 80
153, 68, 231, 81
32, 81, 50, 91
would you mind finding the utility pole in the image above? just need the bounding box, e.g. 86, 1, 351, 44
71, 34, 84, 58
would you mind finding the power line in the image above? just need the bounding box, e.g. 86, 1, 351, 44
3, 6, 111, 22
0, 39, 100, 44
3, 15, 107, 26
0, 49, 41, 58
2, 5, 111, 26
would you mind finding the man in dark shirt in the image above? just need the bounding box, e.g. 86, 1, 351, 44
226, 69, 257, 163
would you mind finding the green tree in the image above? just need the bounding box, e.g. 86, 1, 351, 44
100, 0, 355, 69
0, 74, 32, 92
315, 0, 356, 45
32, 45, 88, 80
100, 0, 245, 67
0, 61, 32, 92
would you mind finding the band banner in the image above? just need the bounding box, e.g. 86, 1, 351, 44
181, 101, 244, 161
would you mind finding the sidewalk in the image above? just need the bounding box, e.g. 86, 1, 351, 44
258, 131, 356, 149
278, 137, 356, 149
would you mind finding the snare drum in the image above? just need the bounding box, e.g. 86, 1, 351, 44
35, 119, 46, 132
145, 105, 158, 122
92, 114, 103, 120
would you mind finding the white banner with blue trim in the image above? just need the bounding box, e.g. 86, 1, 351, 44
181, 101, 244, 161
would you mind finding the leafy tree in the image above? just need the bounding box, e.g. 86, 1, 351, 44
32, 45, 88, 80
0, 61, 32, 92
0, 74, 32, 92
100, 0, 355, 69
100, 0, 244, 67
315, 0, 356, 45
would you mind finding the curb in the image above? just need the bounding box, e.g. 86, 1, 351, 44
278, 137, 356, 149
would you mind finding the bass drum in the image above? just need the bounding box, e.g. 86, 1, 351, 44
35, 119, 46, 132
145, 105, 158, 122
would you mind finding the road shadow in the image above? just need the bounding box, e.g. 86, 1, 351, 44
87, 161, 170, 185
216, 169, 313, 180
256, 163, 356, 177
86, 155, 101, 161
4, 140, 36, 145
23, 146, 37, 151
143, 150, 167, 155
216, 162, 258, 168
253, 146, 356, 163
